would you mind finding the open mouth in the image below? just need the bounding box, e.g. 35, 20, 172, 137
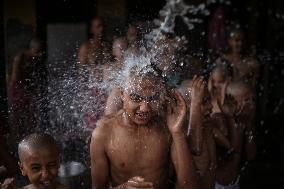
39, 180, 53, 188
135, 112, 150, 122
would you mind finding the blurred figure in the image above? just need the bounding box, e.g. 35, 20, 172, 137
125, 23, 140, 57
219, 25, 258, 88
77, 16, 111, 81
152, 31, 184, 86
9, 38, 44, 143
103, 23, 140, 116
208, 5, 229, 58
208, 61, 233, 114
214, 81, 256, 189
0, 128, 17, 181
78, 17, 111, 129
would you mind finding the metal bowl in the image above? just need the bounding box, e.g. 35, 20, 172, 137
58, 161, 91, 189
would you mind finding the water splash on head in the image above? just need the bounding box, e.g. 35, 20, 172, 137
35, 0, 218, 162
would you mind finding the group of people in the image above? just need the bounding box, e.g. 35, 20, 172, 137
1, 14, 259, 189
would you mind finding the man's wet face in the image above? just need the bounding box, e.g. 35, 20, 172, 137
122, 77, 166, 125
20, 147, 59, 189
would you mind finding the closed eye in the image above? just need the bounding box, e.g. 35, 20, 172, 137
129, 93, 142, 102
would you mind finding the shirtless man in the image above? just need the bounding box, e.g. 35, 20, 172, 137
90, 66, 197, 189
78, 16, 111, 81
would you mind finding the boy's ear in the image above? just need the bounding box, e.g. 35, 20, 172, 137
18, 162, 27, 176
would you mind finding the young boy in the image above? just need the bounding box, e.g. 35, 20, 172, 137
214, 81, 257, 189
17, 133, 71, 189
180, 75, 230, 189
208, 62, 233, 114
90, 65, 197, 189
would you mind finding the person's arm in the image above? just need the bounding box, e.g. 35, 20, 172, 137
9, 53, 22, 89
77, 44, 88, 66
188, 76, 205, 155
211, 113, 231, 149
90, 123, 110, 189
0, 148, 17, 178
215, 115, 242, 185
168, 90, 197, 189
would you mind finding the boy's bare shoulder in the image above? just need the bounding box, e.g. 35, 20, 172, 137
91, 111, 123, 138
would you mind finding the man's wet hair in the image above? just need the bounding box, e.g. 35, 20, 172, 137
18, 133, 59, 161
127, 63, 167, 86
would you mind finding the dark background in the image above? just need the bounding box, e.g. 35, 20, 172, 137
1, 0, 284, 188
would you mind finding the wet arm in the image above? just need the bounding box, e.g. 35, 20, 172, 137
216, 116, 242, 184
211, 114, 230, 149
188, 102, 203, 155
78, 44, 88, 66
90, 126, 110, 189
171, 133, 197, 189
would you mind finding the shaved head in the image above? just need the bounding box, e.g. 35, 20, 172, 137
18, 133, 59, 162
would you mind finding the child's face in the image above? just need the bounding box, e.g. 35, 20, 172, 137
127, 25, 138, 43
228, 31, 244, 54
234, 89, 254, 115
19, 147, 60, 189
122, 77, 166, 125
91, 19, 103, 36
211, 70, 230, 93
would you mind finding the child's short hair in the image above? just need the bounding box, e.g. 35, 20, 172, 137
211, 58, 234, 78
18, 133, 59, 161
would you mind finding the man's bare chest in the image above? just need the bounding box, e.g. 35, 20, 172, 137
106, 128, 171, 171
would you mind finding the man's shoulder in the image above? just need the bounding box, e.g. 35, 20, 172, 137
91, 111, 123, 138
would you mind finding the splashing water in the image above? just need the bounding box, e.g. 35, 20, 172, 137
36, 0, 217, 162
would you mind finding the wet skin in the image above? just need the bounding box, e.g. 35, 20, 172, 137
91, 76, 196, 189
19, 147, 69, 189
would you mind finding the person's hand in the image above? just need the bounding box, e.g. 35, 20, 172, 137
208, 74, 229, 105
166, 89, 186, 134
122, 176, 154, 189
189, 75, 205, 106
220, 80, 230, 105
218, 95, 238, 117
1, 178, 16, 189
